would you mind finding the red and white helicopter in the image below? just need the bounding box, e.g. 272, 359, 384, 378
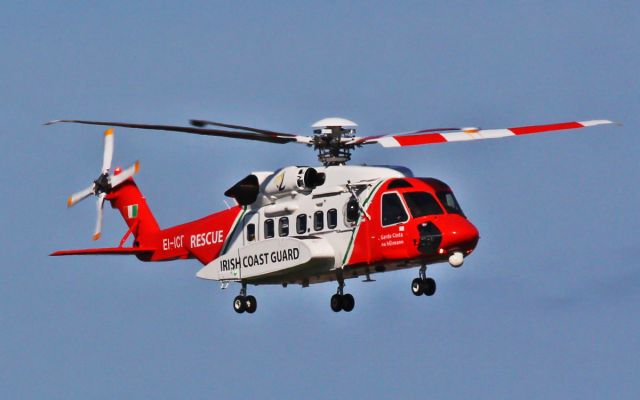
48, 117, 614, 313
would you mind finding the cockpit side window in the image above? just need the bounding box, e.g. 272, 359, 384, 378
381, 192, 409, 226
403, 192, 443, 218
436, 191, 464, 215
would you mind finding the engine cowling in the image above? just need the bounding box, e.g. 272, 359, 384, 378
263, 166, 325, 198
225, 166, 325, 206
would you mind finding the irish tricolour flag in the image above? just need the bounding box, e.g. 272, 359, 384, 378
127, 204, 139, 219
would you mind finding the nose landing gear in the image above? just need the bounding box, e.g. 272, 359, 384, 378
411, 265, 436, 297
330, 271, 355, 312
233, 282, 257, 314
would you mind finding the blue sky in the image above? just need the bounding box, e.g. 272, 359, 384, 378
1, 2, 638, 398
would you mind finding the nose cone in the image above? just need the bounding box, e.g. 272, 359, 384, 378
440, 215, 479, 254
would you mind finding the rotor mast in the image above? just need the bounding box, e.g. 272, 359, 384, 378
311, 117, 358, 166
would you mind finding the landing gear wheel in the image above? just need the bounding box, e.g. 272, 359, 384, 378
233, 295, 246, 313
422, 278, 436, 296
411, 278, 424, 296
245, 295, 257, 313
330, 294, 343, 312
342, 293, 355, 312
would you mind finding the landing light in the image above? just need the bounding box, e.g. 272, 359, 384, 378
448, 252, 464, 268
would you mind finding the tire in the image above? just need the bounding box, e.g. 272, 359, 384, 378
423, 278, 436, 296
342, 293, 355, 312
245, 295, 257, 314
411, 278, 424, 296
233, 295, 246, 313
330, 294, 343, 312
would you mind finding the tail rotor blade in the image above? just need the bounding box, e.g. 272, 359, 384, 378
68, 184, 95, 207
93, 193, 105, 241
110, 160, 140, 188
102, 128, 114, 174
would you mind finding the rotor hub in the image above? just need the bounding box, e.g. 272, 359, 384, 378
311, 118, 358, 166
93, 172, 112, 194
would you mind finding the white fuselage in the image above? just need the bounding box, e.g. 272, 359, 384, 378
197, 165, 409, 284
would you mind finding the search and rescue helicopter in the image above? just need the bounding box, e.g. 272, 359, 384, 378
47, 117, 614, 313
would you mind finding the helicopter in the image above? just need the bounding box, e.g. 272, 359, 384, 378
47, 117, 614, 313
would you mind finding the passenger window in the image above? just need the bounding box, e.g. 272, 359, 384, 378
246, 223, 256, 241
279, 217, 289, 237
296, 214, 307, 234
403, 192, 444, 218
327, 209, 337, 229
264, 219, 274, 239
381, 192, 409, 226
314, 211, 324, 231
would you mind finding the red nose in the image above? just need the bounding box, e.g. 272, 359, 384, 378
439, 215, 479, 253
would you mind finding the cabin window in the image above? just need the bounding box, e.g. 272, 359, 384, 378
345, 198, 359, 224
381, 192, 409, 226
279, 217, 289, 237
264, 219, 274, 239
296, 214, 307, 234
314, 211, 324, 231
403, 192, 443, 218
327, 209, 338, 229
436, 191, 465, 215
246, 223, 256, 241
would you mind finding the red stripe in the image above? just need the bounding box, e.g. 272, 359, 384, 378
394, 133, 447, 147
509, 122, 584, 135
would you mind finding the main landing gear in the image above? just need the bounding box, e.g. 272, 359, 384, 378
233, 282, 257, 314
330, 272, 355, 312
411, 265, 436, 297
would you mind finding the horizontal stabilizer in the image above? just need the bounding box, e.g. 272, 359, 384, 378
50, 247, 155, 257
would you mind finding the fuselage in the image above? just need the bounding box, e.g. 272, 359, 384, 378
135, 165, 478, 286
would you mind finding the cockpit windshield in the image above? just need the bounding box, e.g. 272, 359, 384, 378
436, 191, 464, 215
403, 192, 443, 218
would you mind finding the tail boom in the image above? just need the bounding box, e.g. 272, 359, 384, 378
53, 177, 245, 264
148, 206, 244, 263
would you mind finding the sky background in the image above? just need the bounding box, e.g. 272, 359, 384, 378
1, 1, 639, 398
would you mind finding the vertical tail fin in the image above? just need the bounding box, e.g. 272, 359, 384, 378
106, 179, 160, 245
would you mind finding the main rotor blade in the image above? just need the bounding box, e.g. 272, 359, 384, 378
349, 127, 462, 146
190, 119, 298, 137
68, 184, 95, 207
355, 120, 616, 148
45, 119, 297, 144
102, 128, 114, 174
110, 160, 140, 188
93, 193, 105, 241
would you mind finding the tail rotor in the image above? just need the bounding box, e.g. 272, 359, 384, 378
67, 128, 140, 240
